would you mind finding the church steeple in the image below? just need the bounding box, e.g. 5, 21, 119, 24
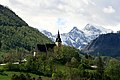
55, 30, 62, 47
56, 30, 61, 42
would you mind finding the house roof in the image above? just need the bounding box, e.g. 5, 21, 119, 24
36, 44, 56, 52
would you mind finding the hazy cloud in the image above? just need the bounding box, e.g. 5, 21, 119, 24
103, 6, 115, 13
56, 18, 66, 26
0, 0, 120, 34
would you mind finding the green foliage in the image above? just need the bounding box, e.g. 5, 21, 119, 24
25, 56, 41, 73
0, 4, 52, 52
0, 26, 52, 51
1, 42, 120, 80
0, 69, 4, 75
11, 73, 42, 80
70, 57, 79, 68
0, 5, 28, 27
4, 63, 23, 71
53, 46, 81, 65
105, 58, 120, 80
24, 55, 53, 76
96, 56, 104, 79
0, 71, 42, 80
52, 71, 64, 80
68, 68, 82, 80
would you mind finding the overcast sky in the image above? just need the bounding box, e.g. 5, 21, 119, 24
0, 0, 120, 34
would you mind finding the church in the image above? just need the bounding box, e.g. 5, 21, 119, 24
35, 30, 62, 53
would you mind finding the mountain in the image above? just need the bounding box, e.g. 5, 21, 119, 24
0, 5, 28, 26
61, 27, 88, 49
42, 27, 88, 49
83, 33, 120, 57
42, 24, 112, 49
0, 4, 52, 51
83, 24, 112, 41
42, 30, 55, 41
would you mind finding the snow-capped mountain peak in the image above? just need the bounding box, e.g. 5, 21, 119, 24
41, 24, 112, 49
83, 24, 112, 34
83, 24, 101, 32
41, 30, 55, 41
42, 30, 52, 37
70, 27, 80, 32
70, 27, 84, 34
83, 24, 113, 41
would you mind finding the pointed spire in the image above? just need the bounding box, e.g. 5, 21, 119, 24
56, 30, 62, 42
58, 30, 60, 38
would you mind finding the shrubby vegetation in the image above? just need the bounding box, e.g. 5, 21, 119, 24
0, 26, 52, 51
1, 46, 120, 80
105, 59, 120, 80
11, 73, 42, 80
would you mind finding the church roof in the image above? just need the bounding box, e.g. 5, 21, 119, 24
36, 44, 56, 52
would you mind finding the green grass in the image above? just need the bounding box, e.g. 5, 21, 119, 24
0, 71, 39, 80
0, 65, 52, 80
41, 76, 52, 80
0, 71, 52, 80
0, 66, 4, 70
56, 64, 69, 72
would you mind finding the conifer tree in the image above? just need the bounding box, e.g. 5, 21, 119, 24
96, 56, 104, 80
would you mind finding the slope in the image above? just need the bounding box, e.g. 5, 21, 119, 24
0, 5, 28, 27
83, 33, 120, 57
0, 4, 52, 51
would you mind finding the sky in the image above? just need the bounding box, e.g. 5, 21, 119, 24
0, 0, 120, 34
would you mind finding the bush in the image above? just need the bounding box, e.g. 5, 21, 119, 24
4, 63, 20, 71
0, 69, 4, 74
11, 73, 42, 80
52, 71, 64, 80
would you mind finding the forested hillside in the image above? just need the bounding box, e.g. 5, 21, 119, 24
0, 26, 52, 51
0, 4, 52, 52
0, 5, 28, 26
83, 33, 120, 57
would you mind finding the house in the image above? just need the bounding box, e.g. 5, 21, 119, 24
91, 65, 97, 68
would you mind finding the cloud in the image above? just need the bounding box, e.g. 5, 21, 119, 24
56, 18, 66, 26
0, 0, 120, 33
81, 0, 96, 5
103, 6, 115, 13
82, 0, 89, 5
0, 0, 9, 7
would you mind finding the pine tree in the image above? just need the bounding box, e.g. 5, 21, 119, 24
96, 56, 104, 80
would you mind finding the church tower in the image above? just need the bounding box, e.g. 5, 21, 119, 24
55, 30, 62, 47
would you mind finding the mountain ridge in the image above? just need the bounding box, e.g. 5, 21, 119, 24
42, 24, 112, 49
83, 33, 120, 57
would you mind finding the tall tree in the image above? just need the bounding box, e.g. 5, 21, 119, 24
105, 59, 120, 80
96, 56, 104, 80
